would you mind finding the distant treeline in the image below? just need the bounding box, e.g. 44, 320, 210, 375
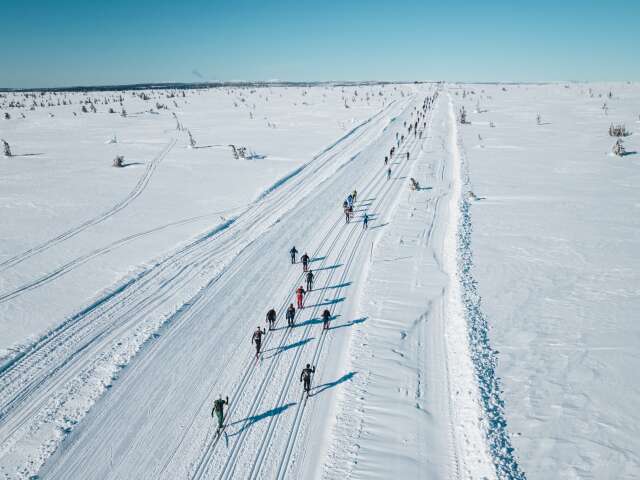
0, 80, 430, 93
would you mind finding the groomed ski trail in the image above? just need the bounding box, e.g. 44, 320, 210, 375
37, 91, 431, 480
1, 94, 416, 480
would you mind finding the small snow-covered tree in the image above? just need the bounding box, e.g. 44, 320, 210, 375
121, 108, 127, 117
608, 124, 628, 137
612, 139, 626, 157
3, 139, 12, 157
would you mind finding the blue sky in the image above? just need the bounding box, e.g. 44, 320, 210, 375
1, 0, 638, 88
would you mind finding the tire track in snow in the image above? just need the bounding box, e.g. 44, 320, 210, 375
0, 138, 176, 273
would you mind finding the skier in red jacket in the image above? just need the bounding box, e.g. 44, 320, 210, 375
296, 286, 306, 309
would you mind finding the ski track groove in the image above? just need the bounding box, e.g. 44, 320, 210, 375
0, 138, 176, 273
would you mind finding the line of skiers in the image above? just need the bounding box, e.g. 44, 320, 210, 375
214, 93, 439, 433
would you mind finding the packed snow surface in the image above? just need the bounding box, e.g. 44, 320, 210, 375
0, 81, 639, 479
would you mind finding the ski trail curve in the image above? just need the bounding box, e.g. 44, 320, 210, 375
0, 138, 176, 273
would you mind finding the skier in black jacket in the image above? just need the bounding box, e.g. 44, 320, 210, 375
266, 308, 277, 330
300, 364, 316, 394
286, 303, 296, 327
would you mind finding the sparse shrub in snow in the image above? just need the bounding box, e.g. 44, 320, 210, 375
489, 121, 496, 128
121, 108, 127, 117
4, 112, 10, 120
108, 108, 115, 114
107, 134, 117, 144
2, 139, 12, 157
459, 106, 469, 124
536, 113, 542, 125
612, 139, 626, 157
81, 105, 88, 113
608, 123, 628, 137
113, 155, 124, 167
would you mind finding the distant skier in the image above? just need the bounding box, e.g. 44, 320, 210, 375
300, 364, 316, 395
290, 246, 298, 264
387, 167, 391, 180
306, 270, 314, 291
344, 206, 350, 223
252, 326, 266, 359
321, 309, 331, 330
266, 308, 277, 331
296, 286, 306, 309
384, 155, 388, 165
286, 303, 296, 327
211, 395, 229, 433
301, 253, 310, 272
363, 213, 369, 230
406, 152, 410, 160
347, 194, 353, 208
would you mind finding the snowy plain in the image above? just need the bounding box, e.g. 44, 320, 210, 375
0, 81, 638, 480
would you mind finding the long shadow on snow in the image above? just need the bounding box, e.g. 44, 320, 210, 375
313, 263, 343, 272
262, 337, 314, 359
311, 372, 357, 397
306, 297, 345, 309
329, 317, 367, 331
227, 402, 296, 436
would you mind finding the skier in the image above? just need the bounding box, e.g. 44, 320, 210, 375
252, 326, 266, 359
306, 270, 314, 291
321, 308, 331, 330
266, 308, 277, 330
406, 151, 410, 160
348, 204, 353, 221
384, 155, 388, 165
300, 364, 316, 395
296, 285, 306, 309
387, 167, 391, 180
286, 303, 296, 327
347, 194, 353, 208
363, 212, 369, 230
211, 395, 229, 433
301, 252, 310, 272
290, 246, 298, 264
351, 189, 358, 203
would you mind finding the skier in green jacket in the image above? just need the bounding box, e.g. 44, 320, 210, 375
212, 395, 229, 432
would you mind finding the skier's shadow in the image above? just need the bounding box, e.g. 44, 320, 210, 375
227, 402, 296, 436
328, 316, 367, 331
311, 372, 357, 397
313, 263, 342, 272
307, 297, 345, 309
325, 281, 351, 290
263, 337, 314, 358
310, 256, 326, 263
292, 317, 324, 328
